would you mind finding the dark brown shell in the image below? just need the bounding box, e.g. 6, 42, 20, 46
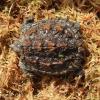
11, 18, 88, 75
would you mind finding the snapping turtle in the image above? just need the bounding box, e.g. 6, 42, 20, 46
11, 18, 88, 76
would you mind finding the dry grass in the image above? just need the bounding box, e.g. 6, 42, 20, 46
0, 0, 100, 100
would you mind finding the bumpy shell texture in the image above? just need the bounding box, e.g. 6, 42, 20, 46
11, 18, 88, 75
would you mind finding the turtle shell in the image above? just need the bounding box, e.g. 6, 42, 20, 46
11, 18, 88, 75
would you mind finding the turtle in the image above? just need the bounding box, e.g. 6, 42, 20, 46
10, 17, 89, 76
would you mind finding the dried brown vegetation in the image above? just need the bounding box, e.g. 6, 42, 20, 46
0, 0, 100, 100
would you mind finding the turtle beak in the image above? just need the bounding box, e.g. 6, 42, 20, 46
10, 41, 22, 53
